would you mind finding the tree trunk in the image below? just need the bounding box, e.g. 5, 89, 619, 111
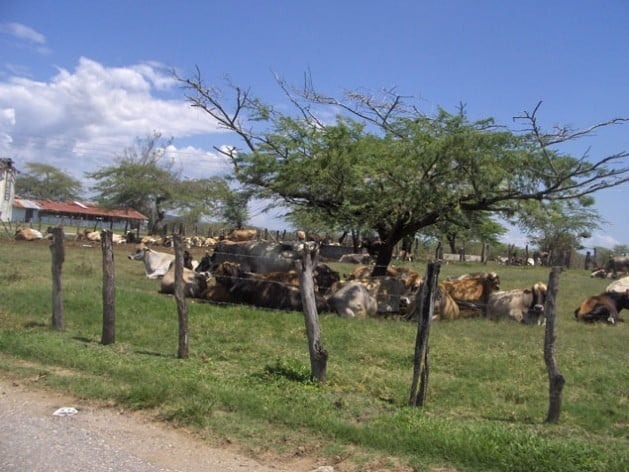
101, 230, 116, 345
371, 242, 395, 276
48, 227, 65, 331
173, 234, 189, 359
446, 234, 457, 254
409, 261, 441, 406
296, 244, 328, 383
544, 266, 565, 423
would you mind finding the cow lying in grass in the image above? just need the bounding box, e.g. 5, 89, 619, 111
15, 227, 43, 241
439, 272, 501, 317
574, 289, 629, 324
128, 244, 175, 279
486, 282, 547, 324
210, 262, 328, 312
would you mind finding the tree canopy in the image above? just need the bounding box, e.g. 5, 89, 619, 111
15, 162, 83, 201
86, 132, 179, 233
179, 72, 629, 274
87, 131, 245, 233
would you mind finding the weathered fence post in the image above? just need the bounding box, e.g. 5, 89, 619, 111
101, 230, 116, 345
296, 243, 328, 383
544, 266, 565, 423
409, 261, 441, 406
173, 234, 189, 359
48, 226, 65, 331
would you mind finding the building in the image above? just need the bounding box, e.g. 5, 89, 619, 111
12, 197, 148, 231
0, 158, 17, 222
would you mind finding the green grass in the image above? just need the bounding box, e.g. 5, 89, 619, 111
0, 239, 627, 471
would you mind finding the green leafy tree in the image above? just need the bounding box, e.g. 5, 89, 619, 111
180, 72, 629, 275
15, 162, 83, 201
87, 132, 180, 233
515, 197, 601, 265
176, 176, 250, 229
612, 244, 629, 255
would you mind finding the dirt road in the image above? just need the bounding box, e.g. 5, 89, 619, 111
0, 378, 315, 472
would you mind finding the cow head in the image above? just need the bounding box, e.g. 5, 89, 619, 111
487, 272, 501, 291
195, 251, 213, 273
128, 244, 149, 260
522, 282, 547, 325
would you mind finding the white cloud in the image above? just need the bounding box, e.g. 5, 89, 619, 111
582, 232, 620, 250
0, 22, 45, 44
0, 57, 230, 181
164, 144, 232, 179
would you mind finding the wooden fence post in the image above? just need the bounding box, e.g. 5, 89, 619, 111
544, 266, 565, 423
173, 234, 189, 359
296, 243, 328, 383
409, 261, 441, 406
48, 226, 65, 331
101, 230, 116, 345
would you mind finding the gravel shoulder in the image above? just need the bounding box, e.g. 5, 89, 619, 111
0, 377, 312, 472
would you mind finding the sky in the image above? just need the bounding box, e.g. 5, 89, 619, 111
1, 0, 627, 249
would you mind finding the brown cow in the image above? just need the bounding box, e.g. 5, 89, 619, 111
440, 272, 501, 317
212, 262, 328, 312
404, 284, 460, 321
574, 290, 629, 324
225, 228, 258, 242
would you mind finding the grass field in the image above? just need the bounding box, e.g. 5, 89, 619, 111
0, 238, 627, 471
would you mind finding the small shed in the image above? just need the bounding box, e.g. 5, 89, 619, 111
12, 197, 148, 231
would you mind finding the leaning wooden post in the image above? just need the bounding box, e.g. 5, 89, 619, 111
48, 226, 65, 331
173, 234, 189, 359
409, 261, 441, 406
101, 230, 116, 345
296, 242, 328, 383
544, 266, 565, 423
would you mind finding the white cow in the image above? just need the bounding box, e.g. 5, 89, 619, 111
159, 265, 208, 298
15, 227, 43, 241
486, 282, 548, 324
327, 282, 378, 318
606, 276, 629, 293
128, 245, 175, 279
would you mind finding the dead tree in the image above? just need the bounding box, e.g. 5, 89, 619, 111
173, 234, 189, 359
48, 226, 65, 331
296, 243, 328, 383
544, 266, 565, 423
101, 230, 116, 345
409, 261, 441, 406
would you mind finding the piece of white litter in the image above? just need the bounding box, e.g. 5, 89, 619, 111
52, 407, 78, 417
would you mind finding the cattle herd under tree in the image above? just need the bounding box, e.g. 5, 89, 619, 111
12, 226, 629, 325
121, 238, 629, 326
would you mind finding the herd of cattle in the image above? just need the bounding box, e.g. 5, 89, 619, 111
12, 226, 629, 324
125, 238, 629, 325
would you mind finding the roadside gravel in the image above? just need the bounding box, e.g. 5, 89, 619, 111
0, 378, 304, 472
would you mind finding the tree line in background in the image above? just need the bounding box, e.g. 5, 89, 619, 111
14, 72, 629, 273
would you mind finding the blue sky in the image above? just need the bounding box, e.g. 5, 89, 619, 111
1, 1, 627, 248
